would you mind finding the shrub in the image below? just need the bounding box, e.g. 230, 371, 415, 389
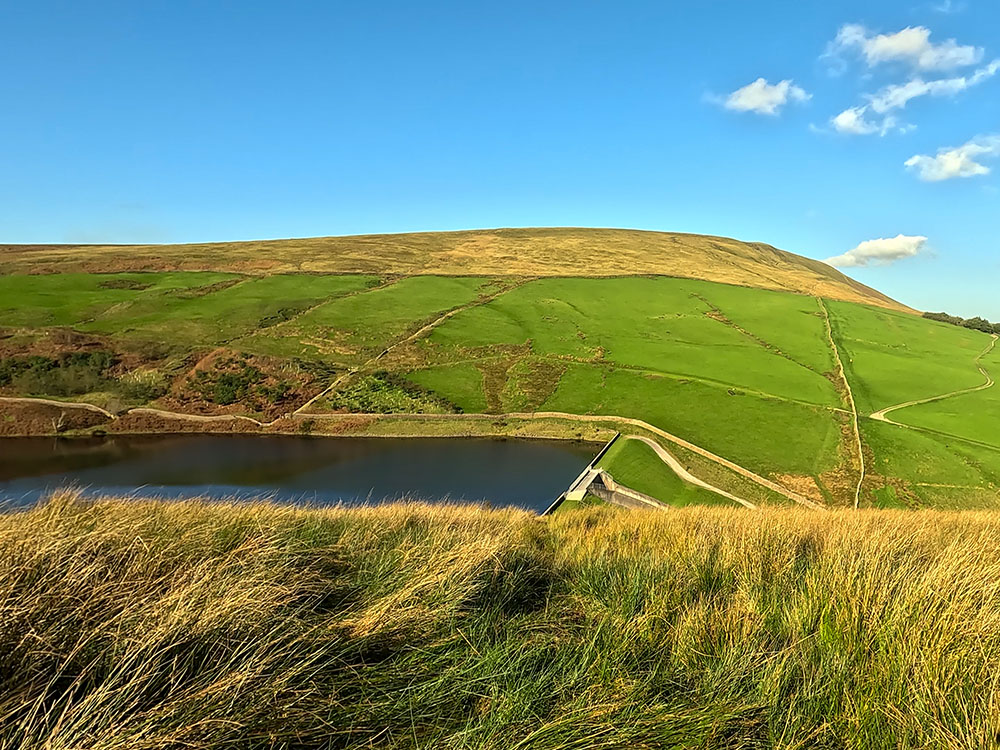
118, 369, 169, 402
0, 352, 118, 396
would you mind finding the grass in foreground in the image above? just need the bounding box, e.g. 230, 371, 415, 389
1, 493, 999, 748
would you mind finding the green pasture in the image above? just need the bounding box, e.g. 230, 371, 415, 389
862, 419, 1000, 508
407, 359, 841, 479
890, 340, 1000, 448
694, 281, 837, 373
541, 364, 841, 477
427, 277, 840, 408
407, 362, 488, 413
83, 274, 379, 348
597, 438, 734, 507
240, 276, 490, 365
825, 300, 990, 414
0, 272, 237, 328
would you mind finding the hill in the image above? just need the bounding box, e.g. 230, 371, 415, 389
0, 227, 911, 312
2, 493, 998, 749
5, 228, 1000, 511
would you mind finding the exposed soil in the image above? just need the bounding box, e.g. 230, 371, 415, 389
774, 474, 826, 504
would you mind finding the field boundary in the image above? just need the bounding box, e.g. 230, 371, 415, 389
818, 298, 865, 509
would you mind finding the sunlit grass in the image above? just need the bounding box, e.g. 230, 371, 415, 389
1, 493, 998, 748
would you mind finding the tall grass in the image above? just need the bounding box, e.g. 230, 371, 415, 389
1, 493, 999, 748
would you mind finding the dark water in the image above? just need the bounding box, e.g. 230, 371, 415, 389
0, 435, 596, 512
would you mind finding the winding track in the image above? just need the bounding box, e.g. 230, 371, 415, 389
621, 436, 756, 509
870, 334, 998, 427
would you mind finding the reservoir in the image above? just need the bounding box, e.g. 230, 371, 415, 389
0, 435, 597, 512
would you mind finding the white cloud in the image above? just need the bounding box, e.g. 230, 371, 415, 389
829, 23, 982, 71
830, 106, 900, 136
722, 78, 811, 115
905, 136, 1000, 181
825, 235, 929, 268
868, 59, 1000, 113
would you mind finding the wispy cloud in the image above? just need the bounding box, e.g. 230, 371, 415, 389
905, 135, 1000, 181
827, 23, 982, 72
821, 23, 997, 137
868, 59, 999, 112
825, 235, 929, 268
931, 0, 966, 14
714, 78, 811, 116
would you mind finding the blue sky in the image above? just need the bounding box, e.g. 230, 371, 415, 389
2, 0, 998, 316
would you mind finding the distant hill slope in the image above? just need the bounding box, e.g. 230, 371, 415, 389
1, 227, 911, 312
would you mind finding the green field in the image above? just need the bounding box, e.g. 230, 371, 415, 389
83, 274, 380, 349
826, 300, 989, 415
892, 339, 1000, 446
0, 272, 239, 328
239, 276, 492, 365
3, 261, 999, 509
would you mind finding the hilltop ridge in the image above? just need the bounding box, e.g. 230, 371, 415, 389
1, 227, 911, 312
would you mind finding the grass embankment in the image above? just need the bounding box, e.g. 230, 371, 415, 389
2, 494, 999, 748
596, 437, 732, 506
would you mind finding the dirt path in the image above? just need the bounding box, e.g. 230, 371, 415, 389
515, 411, 825, 510
818, 298, 865, 509
0, 396, 116, 419
623, 436, 756, 509
870, 334, 998, 427
127, 407, 270, 427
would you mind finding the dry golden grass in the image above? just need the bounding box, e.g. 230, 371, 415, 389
0, 492, 997, 748
0, 228, 911, 312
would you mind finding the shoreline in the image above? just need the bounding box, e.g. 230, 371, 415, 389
0, 397, 819, 509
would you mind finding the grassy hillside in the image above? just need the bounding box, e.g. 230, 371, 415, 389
894, 339, 1000, 445
4, 263, 1000, 508
0, 228, 910, 312
2, 493, 998, 749
825, 300, 989, 414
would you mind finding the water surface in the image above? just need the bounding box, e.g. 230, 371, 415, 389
0, 435, 596, 512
